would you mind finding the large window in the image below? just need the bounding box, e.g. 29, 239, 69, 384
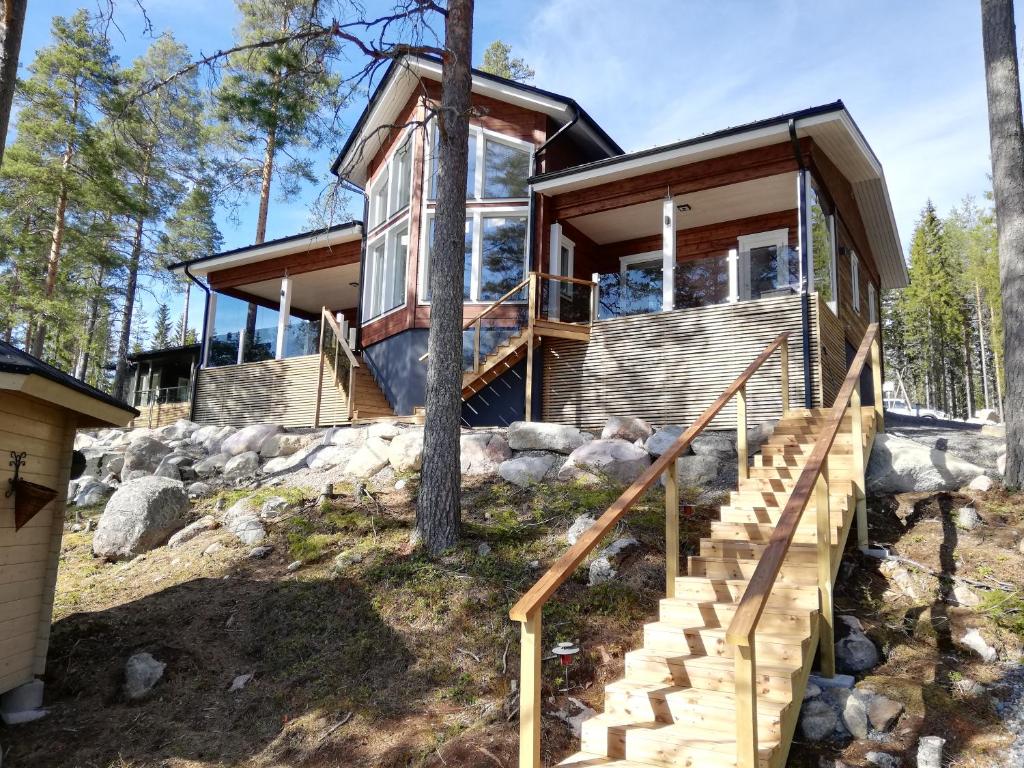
369, 135, 413, 229
674, 253, 731, 309
738, 229, 798, 300
808, 175, 837, 312
364, 224, 409, 320
420, 213, 528, 303
427, 121, 530, 201
868, 282, 878, 324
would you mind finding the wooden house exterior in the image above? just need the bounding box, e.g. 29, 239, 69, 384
171, 55, 906, 430
0, 342, 135, 703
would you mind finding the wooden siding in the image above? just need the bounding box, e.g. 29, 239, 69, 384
0, 391, 76, 693
813, 294, 846, 409
542, 295, 817, 432
193, 355, 348, 427
207, 239, 361, 291
129, 401, 190, 430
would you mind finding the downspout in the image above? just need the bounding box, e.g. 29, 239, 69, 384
789, 119, 814, 409
529, 103, 580, 270
183, 262, 210, 421
335, 177, 369, 350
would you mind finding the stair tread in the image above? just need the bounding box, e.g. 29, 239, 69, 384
557, 752, 668, 767
626, 646, 802, 675
604, 679, 789, 714
645, 620, 811, 641
584, 713, 780, 752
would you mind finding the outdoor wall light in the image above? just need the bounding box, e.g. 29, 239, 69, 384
676, 203, 692, 213
552, 641, 580, 691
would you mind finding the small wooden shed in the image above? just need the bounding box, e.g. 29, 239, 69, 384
0, 342, 135, 701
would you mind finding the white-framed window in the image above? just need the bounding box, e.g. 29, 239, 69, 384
806, 172, 838, 315
851, 251, 861, 313
868, 282, 878, 324
426, 121, 532, 202
737, 228, 796, 300
363, 223, 409, 321
368, 134, 413, 230
419, 209, 529, 303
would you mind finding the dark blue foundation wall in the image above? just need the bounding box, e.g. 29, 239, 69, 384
461, 353, 543, 427
362, 327, 542, 426
361, 328, 429, 416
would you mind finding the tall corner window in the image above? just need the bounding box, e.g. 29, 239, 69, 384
851, 252, 861, 313
391, 139, 412, 213
371, 176, 389, 228
422, 216, 474, 302
363, 225, 409, 321
428, 121, 528, 201
429, 122, 476, 200
483, 139, 529, 198
868, 282, 878, 324
479, 216, 528, 300
807, 175, 837, 313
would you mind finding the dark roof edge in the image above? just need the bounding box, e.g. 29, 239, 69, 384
330, 54, 622, 178
528, 100, 848, 185
166, 220, 362, 272
0, 342, 138, 416
127, 343, 201, 363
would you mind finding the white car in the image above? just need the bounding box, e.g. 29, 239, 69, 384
883, 398, 947, 420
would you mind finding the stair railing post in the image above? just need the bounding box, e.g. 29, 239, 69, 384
348, 360, 357, 422
851, 384, 868, 551
816, 456, 836, 677
780, 336, 790, 416
664, 459, 679, 599
518, 610, 542, 768
590, 273, 599, 325
473, 320, 481, 373
524, 273, 538, 423
870, 329, 884, 433
734, 636, 758, 768
313, 309, 327, 428
736, 384, 748, 481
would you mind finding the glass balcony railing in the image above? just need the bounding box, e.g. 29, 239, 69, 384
133, 384, 191, 407
207, 319, 323, 367
462, 304, 529, 372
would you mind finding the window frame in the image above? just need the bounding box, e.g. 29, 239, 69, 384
805, 171, 838, 316
737, 228, 790, 301
425, 119, 534, 203
868, 281, 878, 324
851, 251, 861, 314
363, 220, 410, 322
366, 130, 414, 231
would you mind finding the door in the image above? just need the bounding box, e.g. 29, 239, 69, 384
737, 229, 790, 300
549, 235, 575, 321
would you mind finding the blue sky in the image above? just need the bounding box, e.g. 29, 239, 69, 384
20, 0, 1004, 338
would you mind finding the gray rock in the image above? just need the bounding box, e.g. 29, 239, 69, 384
477, 542, 491, 557
600, 415, 653, 442
588, 556, 616, 585
223, 451, 260, 478
808, 673, 855, 690
0, 679, 45, 724
286, 560, 302, 572
671, 454, 720, 487
804, 683, 822, 700
958, 627, 997, 661
387, 430, 424, 472
220, 423, 282, 457
154, 453, 196, 482
123, 652, 165, 700
123, 469, 150, 482
839, 689, 870, 738
199, 425, 237, 455
867, 694, 904, 731
644, 425, 688, 458
193, 453, 228, 479
956, 506, 980, 530
345, 436, 392, 478
223, 498, 267, 546
123, 436, 172, 474
800, 697, 838, 741
507, 421, 589, 454
263, 442, 322, 474
167, 515, 218, 548
968, 474, 994, 492
259, 432, 304, 458
93, 477, 189, 560
367, 421, 402, 440
260, 496, 291, 520
558, 438, 651, 484
158, 420, 200, 441
248, 545, 273, 559
916, 736, 945, 768
74, 478, 114, 507
186, 482, 213, 498
307, 443, 357, 470
326, 426, 367, 446
588, 536, 638, 586
952, 584, 980, 607
974, 408, 1000, 423
953, 677, 986, 697
202, 542, 224, 556
836, 632, 880, 673
691, 432, 735, 458
460, 432, 512, 476
865, 752, 901, 768
80, 447, 125, 479
498, 454, 555, 486
229, 673, 254, 692
566, 514, 596, 545
747, 419, 778, 454
867, 434, 989, 494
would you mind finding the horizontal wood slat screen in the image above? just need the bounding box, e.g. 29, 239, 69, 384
542, 295, 819, 431
129, 402, 190, 429
194, 355, 347, 427
813, 295, 846, 409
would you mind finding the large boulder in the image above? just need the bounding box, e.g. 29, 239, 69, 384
223, 498, 267, 546
158, 420, 200, 441
220, 423, 281, 457
461, 433, 512, 476
307, 443, 358, 471
80, 447, 125, 479
123, 436, 172, 475
691, 432, 735, 458
153, 454, 196, 482
499, 455, 555, 487
799, 698, 838, 741
558, 439, 651, 485
193, 453, 228, 479
263, 442, 323, 474
92, 477, 189, 560
325, 426, 367, 447
507, 421, 589, 454
645, 425, 688, 458
388, 431, 424, 473
223, 451, 260, 478
672, 454, 720, 488
73, 477, 114, 507
867, 434, 989, 494
167, 515, 218, 548
601, 416, 652, 442
198, 425, 237, 455
836, 630, 880, 673
367, 421, 402, 440
344, 437, 391, 479
259, 432, 305, 458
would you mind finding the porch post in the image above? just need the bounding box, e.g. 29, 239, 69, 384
275, 275, 292, 360
236, 326, 246, 365
202, 292, 217, 368
727, 249, 739, 303
661, 197, 675, 311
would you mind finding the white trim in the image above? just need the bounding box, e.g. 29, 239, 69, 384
727, 249, 739, 303
737, 228, 789, 300
662, 197, 676, 312
868, 281, 878, 324
172, 227, 363, 277
425, 119, 534, 204
549, 225, 575, 321
851, 251, 861, 313
619, 251, 661, 273
275, 276, 292, 360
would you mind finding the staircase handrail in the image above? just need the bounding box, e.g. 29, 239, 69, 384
509, 330, 791, 768
314, 307, 360, 426
321, 308, 360, 368
725, 322, 882, 768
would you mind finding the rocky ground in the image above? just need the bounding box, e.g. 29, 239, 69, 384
2, 413, 1021, 767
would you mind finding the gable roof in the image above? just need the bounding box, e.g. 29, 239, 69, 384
530, 101, 908, 290
331, 54, 622, 186
0, 341, 137, 425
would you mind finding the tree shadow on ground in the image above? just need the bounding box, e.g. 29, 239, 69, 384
6, 575, 416, 767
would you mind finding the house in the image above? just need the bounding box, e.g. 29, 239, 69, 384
170, 54, 906, 435
125, 343, 200, 429
0, 342, 135, 716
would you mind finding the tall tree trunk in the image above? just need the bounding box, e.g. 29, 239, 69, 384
982, 0, 1024, 483
31, 164, 71, 357
963, 324, 974, 418
76, 268, 104, 381
181, 282, 191, 344
976, 281, 992, 409
992, 304, 1005, 418
113, 210, 147, 398
242, 124, 278, 355
417, 0, 474, 554
0, 0, 27, 169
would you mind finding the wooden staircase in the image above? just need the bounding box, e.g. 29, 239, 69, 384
559, 406, 877, 768
350, 355, 395, 420
510, 325, 885, 768
314, 308, 395, 425
462, 329, 539, 399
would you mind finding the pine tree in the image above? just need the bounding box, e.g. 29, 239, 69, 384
479, 40, 533, 82
152, 303, 173, 349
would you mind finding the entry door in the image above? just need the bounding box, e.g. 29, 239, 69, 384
549, 235, 575, 321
